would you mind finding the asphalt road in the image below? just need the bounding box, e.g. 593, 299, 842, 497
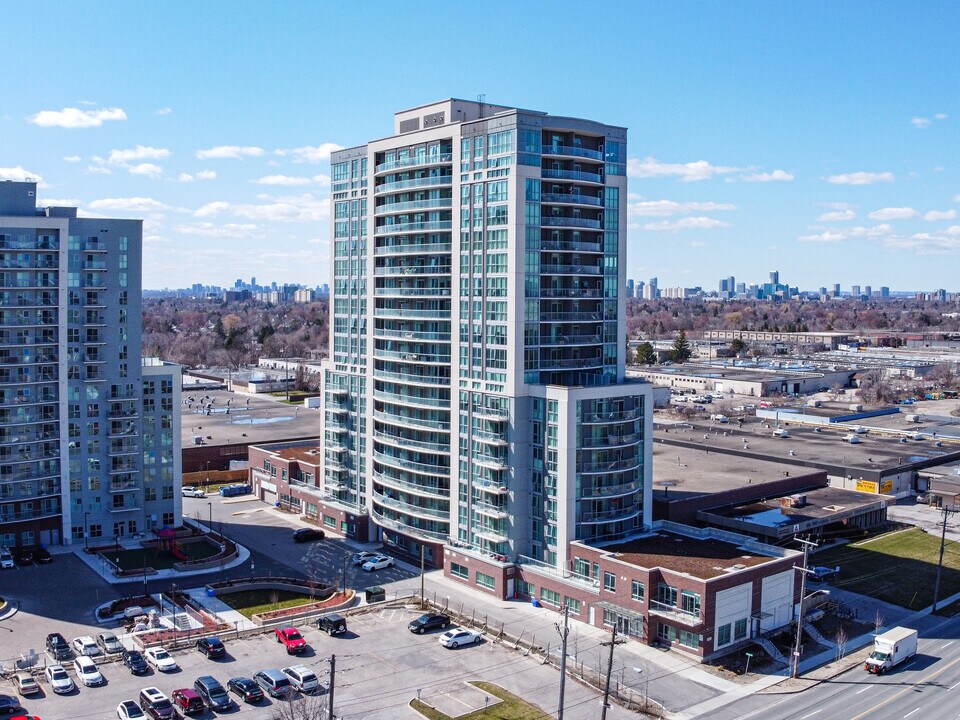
710, 616, 960, 720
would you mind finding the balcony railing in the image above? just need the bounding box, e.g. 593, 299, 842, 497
372, 470, 449, 499
541, 145, 604, 161
375, 220, 452, 235
374, 242, 451, 256
372, 490, 449, 520
375, 153, 453, 173
578, 503, 641, 523
648, 599, 703, 627
540, 264, 602, 275
541, 169, 603, 184
375, 197, 453, 215
371, 507, 448, 542
541, 192, 603, 207
541, 217, 603, 229
375, 176, 453, 195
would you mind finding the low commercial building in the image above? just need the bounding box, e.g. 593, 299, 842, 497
630, 362, 857, 398
445, 522, 801, 662
703, 330, 850, 351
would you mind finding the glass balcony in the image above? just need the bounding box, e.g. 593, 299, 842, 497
372, 489, 449, 520
539, 239, 603, 253
375, 153, 453, 174
373, 429, 449, 454
371, 506, 448, 542
373, 469, 449, 499
375, 220, 452, 236
541, 145, 604, 161
648, 600, 703, 627
541, 169, 603, 184
541, 216, 603, 230
373, 448, 450, 476
579, 457, 642, 475
540, 264, 602, 275
578, 502, 641, 524
374, 242, 451, 256
372, 389, 449, 409
582, 408, 642, 423
579, 480, 641, 500
540, 192, 603, 207
374, 287, 451, 298
375, 197, 453, 215
375, 176, 453, 195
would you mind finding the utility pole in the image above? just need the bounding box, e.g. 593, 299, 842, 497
419, 545, 426, 609
327, 654, 336, 720
792, 537, 818, 679
557, 604, 570, 720
932, 506, 957, 612
600, 624, 624, 720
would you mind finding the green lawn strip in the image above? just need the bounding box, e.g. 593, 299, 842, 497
219, 589, 320, 619
815, 528, 960, 609
410, 682, 551, 720
109, 541, 220, 571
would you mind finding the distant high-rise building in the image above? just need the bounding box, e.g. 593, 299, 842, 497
626, 279, 634, 299
819, 287, 827, 297
0, 182, 181, 547
735, 282, 746, 294
832, 283, 841, 297
852, 285, 861, 298
298, 99, 652, 582
769, 270, 779, 286
880, 286, 890, 299
635, 280, 644, 299
644, 277, 658, 299
864, 285, 872, 299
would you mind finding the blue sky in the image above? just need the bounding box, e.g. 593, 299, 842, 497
2, 1, 958, 291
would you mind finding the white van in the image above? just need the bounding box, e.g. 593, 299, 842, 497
773, 428, 790, 438
843, 434, 861, 444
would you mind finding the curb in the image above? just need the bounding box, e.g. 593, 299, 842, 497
0, 599, 19, 621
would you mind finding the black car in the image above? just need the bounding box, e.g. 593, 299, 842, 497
408, 613, 450, 634
33, 547, 53, 564
46, 632, 72, 660
0, 694, 24, 715
293, 527, 325, 543
227, 677, 264, 704
12, 548, 33, 566
196, 636, 226, 659
316, 613, 347, 635
123, 648, 150, 674
195, 675, 232, 711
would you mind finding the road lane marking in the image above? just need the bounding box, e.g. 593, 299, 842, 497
850, 655, 960, 720
905, 710, 920, 717
949, 679, 960, 690
801, 711, 822, 719
856, 686, 873, 694
943, 641, 955, 650
902, 661, 917, 670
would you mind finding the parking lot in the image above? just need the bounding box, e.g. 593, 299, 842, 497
2, 604, 617, 719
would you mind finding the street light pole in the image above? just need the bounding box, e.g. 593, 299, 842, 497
932, 506, 957, 612
84, 511, 90, 550
207, 502, 213, 537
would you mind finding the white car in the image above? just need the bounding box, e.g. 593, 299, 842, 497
439, 627, 483, 649
710, 414, 729, 423
281, 664, 320, 693
145, 646, 179, 672
843, 434, 861, 444
361, 555, 395, 571
73, 635, 100, 656
772, 428, 790, 438
45, 663, 76, 694
74, 655, 104, 686
732, 405, 745, 412
0, 547, 13, 569
117, 700, 147, 719
181, 486, 206, 498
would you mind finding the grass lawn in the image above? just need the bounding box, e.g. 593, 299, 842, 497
816, 528, 960, 609
219, 589, 320, 619
410, 682, 551, 720
108, 541, 221, 571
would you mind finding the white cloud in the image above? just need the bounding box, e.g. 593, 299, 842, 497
954, 194, 960, 202
643, 216, 731, 231
627, 157, 740, 182
884, 231, 960, 254
154, 107, 172, 116
178, 170, 217, 183
868, 207, 918, 220
275, 143, 344, 163
0, 166, 42, 182
817, 209, 856, 221
194, 201, 231, 218
194, 193, 329, 222
37, 197, 79, 207
848, 223, 892, 237
739, 169, 794, 182
797, 229, 848, 243
911, 117, 932, 129
798, 224, 891, 243
28, 106, 127, 129
63, 155, 81, 163
924, 209, 957, 221
88, 197, 169, 212
86, 165, 111, 175
196, 145, 264, 160
826, 171, 895, 185
251, 174, 329, 186
127, 162, 163, 176
628, 199, 736, 217
107, 145, 170, 163
936, 113, 948, 120
173, 222, 259, 239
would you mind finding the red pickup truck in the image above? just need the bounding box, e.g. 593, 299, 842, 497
274, 626, 307, 654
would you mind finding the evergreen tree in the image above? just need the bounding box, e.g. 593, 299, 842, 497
670, 330, 692, 363
635, 341, 656, 365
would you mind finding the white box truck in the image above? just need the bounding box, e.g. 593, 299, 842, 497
864, 627, 917, 674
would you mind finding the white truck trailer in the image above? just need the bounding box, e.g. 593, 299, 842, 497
864, 627, 917, 675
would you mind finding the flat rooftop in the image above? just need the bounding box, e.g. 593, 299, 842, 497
603, 530, 786, 579
181, 388, 320, 449
633, 361, 855, 383
704, 485, 886, 527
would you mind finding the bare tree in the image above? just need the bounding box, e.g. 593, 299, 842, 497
270, 692, 329, 720
874, 610, 885, 634
835, 625, 848, 662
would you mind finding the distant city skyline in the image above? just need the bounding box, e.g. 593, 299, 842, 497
2, 2, 958, 290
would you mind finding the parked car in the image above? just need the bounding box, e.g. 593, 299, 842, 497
171, 688, 204, 715
293, 527, 325, 543
181, 486, 205, 498
227, 677, 264, 704
0, 695, 24, 716
361, 555, 395, 571
316, 613, 347, 635
0, 548, 13, 569
122, 649, 149, 674
33, 546, 52, 564
351, 550, 379, 566
196, 636, 226, 659
811, 566, 840, 582
13, 673, 40, 697
97, 631, 124, 654
44, 663, 75, 694
145, 646, 178, 672
408, 613, 450, 634
12, 548, 33, 566
253, 669, 292, 699
117, 699, 147, 719
73, 635, 100, 656
281, 665, 319, 694
194, 675, 232, 711
439, 627, 483, 649
772, 428, 790, 438
275, 626, 307, 654
46, 632, 71, 660
73, 655, 105, 686
138, 687, 175, 720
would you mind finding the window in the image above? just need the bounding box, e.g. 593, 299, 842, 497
657, 623, 678, 642
564, 597, 581, 615
323, 515, 336, 528
717, 623, 732, 647
515, 580, 534, 598
89, 524, 103, 538
631, 580, 645, 601
540, 588, 561, 607
603, 571, 616, 592
657, 583, 678, 607
476, 571, 495, 590
450, 562, 468, 580
679, 630, 699, 649
680, 591, 701, 618
734, 618, 748, 641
